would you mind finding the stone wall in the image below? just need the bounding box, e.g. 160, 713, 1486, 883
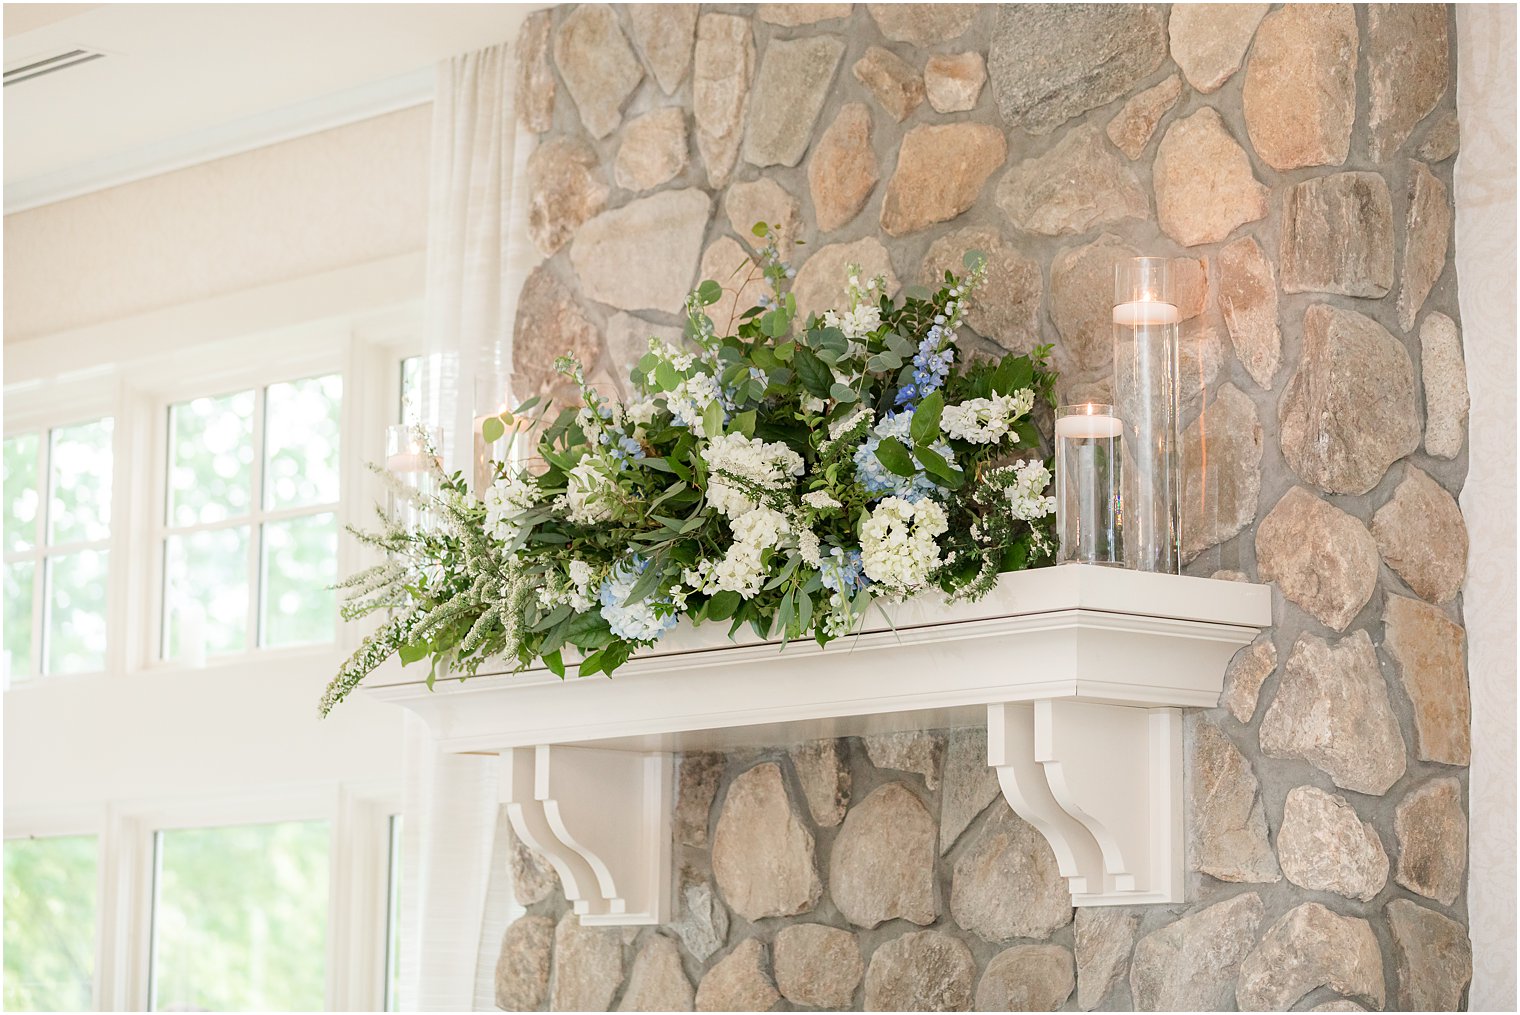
497, 4, 1471, 1010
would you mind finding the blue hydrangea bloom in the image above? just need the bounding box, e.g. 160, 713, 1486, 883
598, 556, 679, 642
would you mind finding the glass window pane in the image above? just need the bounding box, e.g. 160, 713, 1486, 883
264, 374, 342, 511
3, 834, 98, 1012
164, 528, 248, 660
47, 419, 113, 545
399, 356, 422, 426
168, 391, 254, 527
259, 513, 337, 648
5, 561, 36, 680
150, 821, 329, 1012
4, 433, 40, 553
45, 550, 107, 675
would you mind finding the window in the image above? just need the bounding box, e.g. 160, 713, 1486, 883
399, 355, 423, 427
4, 834, 99, 1011
160, 375, 341, 661
3, 418, 114, 680
149, 820, 329, 1011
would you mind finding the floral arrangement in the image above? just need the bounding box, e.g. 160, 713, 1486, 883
320, 228, 1057, 716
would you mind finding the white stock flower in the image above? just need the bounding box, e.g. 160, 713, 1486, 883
483, 474, 538, 544
666, 372, 723, 429
860, 496, 949, 594
1004, 459, 1055, 521
565, 457, 616, 524
941, 389, 1035, 445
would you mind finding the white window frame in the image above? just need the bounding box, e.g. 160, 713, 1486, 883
147, 354, 346, 667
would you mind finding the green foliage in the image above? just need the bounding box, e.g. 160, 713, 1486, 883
321, 224, 1058, 715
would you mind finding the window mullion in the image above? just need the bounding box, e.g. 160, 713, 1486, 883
248, 389, 267, 650
34, 431, 50, 676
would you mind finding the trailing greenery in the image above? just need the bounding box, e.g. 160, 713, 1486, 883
321, 228, 1058, 716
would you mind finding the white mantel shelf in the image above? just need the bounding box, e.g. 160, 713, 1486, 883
369, 565, 1271, 923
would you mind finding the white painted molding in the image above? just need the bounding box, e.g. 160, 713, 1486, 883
371, 566, 1271, 915
4, 68, 433, 214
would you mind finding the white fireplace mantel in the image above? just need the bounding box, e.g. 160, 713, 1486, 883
367, 565, 1271, 923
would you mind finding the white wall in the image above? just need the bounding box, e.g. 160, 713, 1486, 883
1455, 5, 1518, 1009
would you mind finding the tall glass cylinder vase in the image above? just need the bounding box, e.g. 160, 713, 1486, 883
473, 375, 514, 495
385, 424, 442, 532
1112, 258, 1181, 573
1055, 404, 1124, 566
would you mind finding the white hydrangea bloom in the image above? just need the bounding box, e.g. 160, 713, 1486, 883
800, 395, 827, 414
626, 398, 659, 427
566, 457, 616, 524
941, 389, 1035, 445
483, 474, 538, 544
682, 504, 791, 598
565, 559, 596, 611
1004, 459, 1055, 521
701, 433, 804, 518
860, 496, 949, 594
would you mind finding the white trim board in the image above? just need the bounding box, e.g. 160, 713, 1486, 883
4, 67, 433, 214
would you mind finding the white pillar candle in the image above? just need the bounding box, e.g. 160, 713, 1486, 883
1054, 406, 1124, 439
1112, 300, 1181, 327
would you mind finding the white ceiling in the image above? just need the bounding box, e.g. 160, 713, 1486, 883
3, 3, 538, 211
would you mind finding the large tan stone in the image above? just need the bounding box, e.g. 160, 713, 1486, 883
1217, 236, 1280, 390
743, 35, 845, 168
512, 267, 604, 402
1280, 172, 1396, 297
880, 123, 1006, 236
711, 762, 822, 920
924, 52, 986, 114
1242, 4, 1358, 170
553, 4, 644, 140
692, 14, 754, 189
1395, 777, 1467, 906
829, 782, 938, 928
1398, 161, 1452, 331
1154, 107, 1268, 247
1277, 785, 1389, 901
866, 3, 976, 46
1074, 909, 1136, 1011
791, 237, 898, 325
773, 924, 863, 1009
1105, 74, 1181, 160
1220, 635, 1276, 725
1187, 715, 1281, 884
675, 751, 723, 847
950, 803, 1071, 941
1129, 892, 1264, 1011
975, 945, 1074, 1012
696, 939, 780, 1012
938, 725, 1001, 854
1279, 305, 1418, 495
570, 189, 711, 313
725, 177, 801, 259
1383, 594, 1471, 766
1419, 111, 1461, 163
1236, 903, 1385, 1011
1255, 487, 1380, 631
551, 912, 625, 1012
863, 931, 975, 1012
787, 738, 850, 827
527, 138, 609, 257
508, 826, 559, 906
496, 914, 553, 1011
1421, 312, 1469, 459
808, 103, 878, 233
1372, 465, 1468, 604
853, 46, 923, 123
626, 5, 697, 96
1181, 383, 1262, 561
1367, 4, 1450, 161
1260, 631, 1407, 795
988, 4, 1166, 134
1387, 898, 1473, 1010
619, 933, 694, 1012
1169, 4, 1268, 93
997, 123, 1147, 237
614, 108, 689, 193
758, 4, 853, 27
514, 11, 555, 133
920, 227, 1042, 354
1050, 233, 1140, 372
671, 869, 728, 962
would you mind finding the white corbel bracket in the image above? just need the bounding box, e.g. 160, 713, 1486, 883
500, 745, 674, 925
990, 700, 1183, 905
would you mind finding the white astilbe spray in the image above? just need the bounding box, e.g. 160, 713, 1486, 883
860, 496, 949, 594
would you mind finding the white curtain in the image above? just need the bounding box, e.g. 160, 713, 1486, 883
399, 39, 539, 1011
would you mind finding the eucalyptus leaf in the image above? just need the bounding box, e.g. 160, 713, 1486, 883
480, 415, 506, 444
828, 382, 859, 403
697, 279, 723, 306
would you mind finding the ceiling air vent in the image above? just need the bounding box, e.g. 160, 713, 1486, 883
4, 48, 106, 87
